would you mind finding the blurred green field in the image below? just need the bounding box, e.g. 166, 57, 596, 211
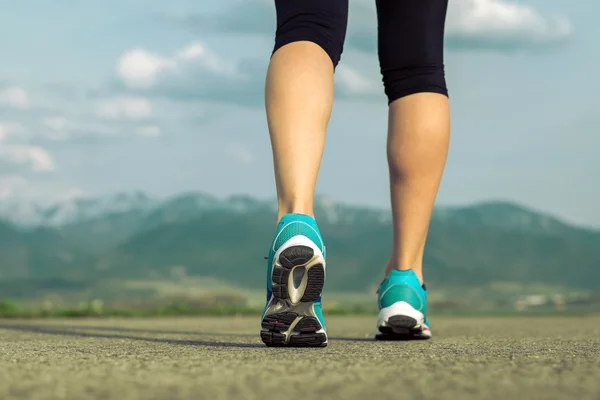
2, 276, 599, 318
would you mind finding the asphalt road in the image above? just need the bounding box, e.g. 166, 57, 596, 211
1, 316, 599, 400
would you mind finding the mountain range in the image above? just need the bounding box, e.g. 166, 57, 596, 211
0, 192, 599, 299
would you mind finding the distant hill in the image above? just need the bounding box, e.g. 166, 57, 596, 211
0, 221, 82, 280
1, 192, 599, 296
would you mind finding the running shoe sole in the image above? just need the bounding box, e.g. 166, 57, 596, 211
261, 236, 327, 347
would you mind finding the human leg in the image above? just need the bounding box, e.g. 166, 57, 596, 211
267, 0, 348, 220
261, 0, 349, 347
375, 0, 451, 340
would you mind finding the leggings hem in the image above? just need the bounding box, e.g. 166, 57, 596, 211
272, 36, 341, 68
388, 86, 449, 105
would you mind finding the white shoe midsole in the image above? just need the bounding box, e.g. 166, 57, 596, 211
377, 301, 431, 337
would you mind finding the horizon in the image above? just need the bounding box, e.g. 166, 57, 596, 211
2, 188, 599, 231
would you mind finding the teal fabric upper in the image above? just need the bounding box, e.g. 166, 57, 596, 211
264, 214, 326, 326
378, 269, 428, 325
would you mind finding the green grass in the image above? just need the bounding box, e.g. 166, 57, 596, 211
0, 299, 262, 318
2, 298, 598, 319
2, 277, 598, 319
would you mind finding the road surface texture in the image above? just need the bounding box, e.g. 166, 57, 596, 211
1, 316, 599, 400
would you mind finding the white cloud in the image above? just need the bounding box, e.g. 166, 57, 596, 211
43, 116, 70, 131
445, 0, 572, 49
115, 41, 239, 96
115, 41, 256, 104
135, 125, 161, 137
0, 174, 26, 200
0, 174, 83, 202
175, 42, 235, 74
0, 87, 30, 109
117, 49, 176, 89
177, 42, 207, 61
115, 42, 234, 90
0, 122, 54, 172
335, 65, 379, 96
0, 122, 25, 142
0, 144, 55, 172
96, 97, 152, 120
42, 116, 73, 140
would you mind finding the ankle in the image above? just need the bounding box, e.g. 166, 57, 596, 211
277, 199, 314, 221
385, 259, 424, 284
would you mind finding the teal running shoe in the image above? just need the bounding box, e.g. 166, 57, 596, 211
260, 213, 327, 347
375, 269, 432, 340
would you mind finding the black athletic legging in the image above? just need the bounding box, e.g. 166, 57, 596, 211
272, 0, 449, 104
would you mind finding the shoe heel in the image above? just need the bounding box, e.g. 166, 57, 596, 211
262, 243, 327, 348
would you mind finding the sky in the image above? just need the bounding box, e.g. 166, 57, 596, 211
0, 0, 598, 228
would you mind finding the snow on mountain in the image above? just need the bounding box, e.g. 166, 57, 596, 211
0, 191, 157, 227
0, 191, 582, 238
